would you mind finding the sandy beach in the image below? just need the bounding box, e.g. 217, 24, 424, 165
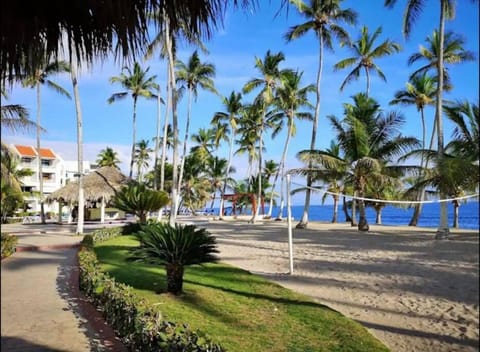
183, 216, 479, 352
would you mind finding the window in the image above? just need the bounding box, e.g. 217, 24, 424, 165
41, 159, 51, 166
21, 157, 32, 163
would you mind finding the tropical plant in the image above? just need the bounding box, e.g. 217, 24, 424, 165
108, 62, 158, 178
211, 91, 243, 219
285, 0, 357, 229
96, 147, 121, 168
22, 60, 71, 224
334, 26, 401, 97
175, 51, 217, 213
190, 128, 217, 162
180, 154, 211, 213
205, 157, 236, 211
1, 90, 36, 133
129, 223, 219, 294
134, 139, 153, 182
112, 181, 169, 223
243, 50, 289, 222
390, 72, 438, 226
384, 0, 463, 237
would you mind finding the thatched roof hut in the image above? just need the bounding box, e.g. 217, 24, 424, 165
47, 166, 126, 203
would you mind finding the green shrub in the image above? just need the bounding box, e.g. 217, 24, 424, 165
1, 233, 18, 258
80, 234, 94, 249
78, 230, 224, 351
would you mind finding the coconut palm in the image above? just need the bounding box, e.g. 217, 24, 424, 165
134, 139, 153, 182
211, 91, 243, 219
96, 147, 121, 168
334, 26, 401, 97
268, 70, 314, 219
285, 0, 357, 229
190, 128, 217, 162
175, 51, 217, 209
407, 30, 475, 84
108, 62, 158, 179
384, 0, 462, 237
129, 223, 218, 294
22, 60, 71, 224
243, 50, 289, 222
390, 72, 438, 225
205, 156, 235, 211
300, 93, 419, 231
1, 90, 37, 133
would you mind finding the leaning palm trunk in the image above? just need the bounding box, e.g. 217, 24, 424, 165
435, 1, 449, 238
298, 32, 324, 229
273, 117, 293, 220
36, 83, 46, 224
166, 263, 184, 294
176, 87, 193, 215
331, 195, 339, 223
342, 194, 352, 222
374, 204, 383, 224
218, 132, 235, 220
71, 62, 85, 234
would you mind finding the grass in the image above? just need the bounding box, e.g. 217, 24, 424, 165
94, 235, 390, 352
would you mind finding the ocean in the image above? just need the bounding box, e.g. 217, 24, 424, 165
221, 201, 479, 230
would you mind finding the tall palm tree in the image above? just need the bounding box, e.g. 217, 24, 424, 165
211, 91, 243, 219
334, 26, 401, 97
175, 51, 217, 211
384, 0, 461, 237
22, 60, 71, 224
300, 93, 419, 231
190, 128, 216, 162
134, 139, 153, 182
407, 30, 475, 84
205, 156, 236, 211
285, 0, 357, 229
108, 62, 158, 179
243, 50, 288, 223
390, 72, 437, 225
268, 70, 314, 219
96, 147, 121, 168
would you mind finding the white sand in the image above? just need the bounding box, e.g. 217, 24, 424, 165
183, 216, 479, 352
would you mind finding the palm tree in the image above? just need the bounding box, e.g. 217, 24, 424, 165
205, 156, 235, 211
243, 50, 288, 223
407, 30, 475, 84
285, 0, 357, 229
384, 0, 463, 237
129, 223, 218, 294
268, 70, 314, 219
134, 139, 153, 182
22, 60, 71, 224
211, 91, 243, 219
300, 93, 419, 231
175, 51, 217, 212
108, 62, 158, 179
1, 90, 37, 133
190, 128, 216, 162
334, 26, 401, 97
390, 72, 437, 225
96, 147, 121, 168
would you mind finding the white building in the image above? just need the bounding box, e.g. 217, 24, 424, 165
10, 144, 93, 214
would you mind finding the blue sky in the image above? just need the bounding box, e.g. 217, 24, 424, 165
3, 1, 479, 204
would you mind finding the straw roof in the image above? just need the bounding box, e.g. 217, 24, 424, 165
47, 166, 127, 203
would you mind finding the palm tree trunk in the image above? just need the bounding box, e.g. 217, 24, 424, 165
166, 263, 184, 295
275, 118, 294, 220
160, 71, 170, 192
36, 83, 46, 224
129, 97, 138, 179
71, 63, 85, 234
365, 67, 370, 98
375, 204, 382, 224
165, 18, 178, 226
332, 196, 338, 223
357, 191, 369, 231
452, 200, 459, 228
435, 2, 449, 238
342, 194, 352, 222
219, 131, 235, 220
154, 87, 162, 190
176, 87, 192, 214
251, 108, 265, 224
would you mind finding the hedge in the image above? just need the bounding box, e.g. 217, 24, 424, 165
1, 233, 18, 258
78, 227, 224, 352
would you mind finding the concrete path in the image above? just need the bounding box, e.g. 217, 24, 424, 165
1, 222, 126, 352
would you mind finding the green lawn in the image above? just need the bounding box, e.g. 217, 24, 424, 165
94, 235, 389, 352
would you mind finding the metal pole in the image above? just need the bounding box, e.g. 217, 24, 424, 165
286, 174, 293, 274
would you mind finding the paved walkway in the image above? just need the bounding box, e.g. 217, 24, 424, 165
1, 222, 126, 352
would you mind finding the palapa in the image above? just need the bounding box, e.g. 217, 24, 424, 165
47, 166, 127, 203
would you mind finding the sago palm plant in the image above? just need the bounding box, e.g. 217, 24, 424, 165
129, 223, 219, 295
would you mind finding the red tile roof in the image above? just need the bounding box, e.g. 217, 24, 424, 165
13, 145, 57, 159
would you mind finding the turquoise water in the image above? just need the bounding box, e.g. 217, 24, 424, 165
221, 201, 479, 230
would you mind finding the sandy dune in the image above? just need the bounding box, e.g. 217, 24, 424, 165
182, 216, 479, 352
